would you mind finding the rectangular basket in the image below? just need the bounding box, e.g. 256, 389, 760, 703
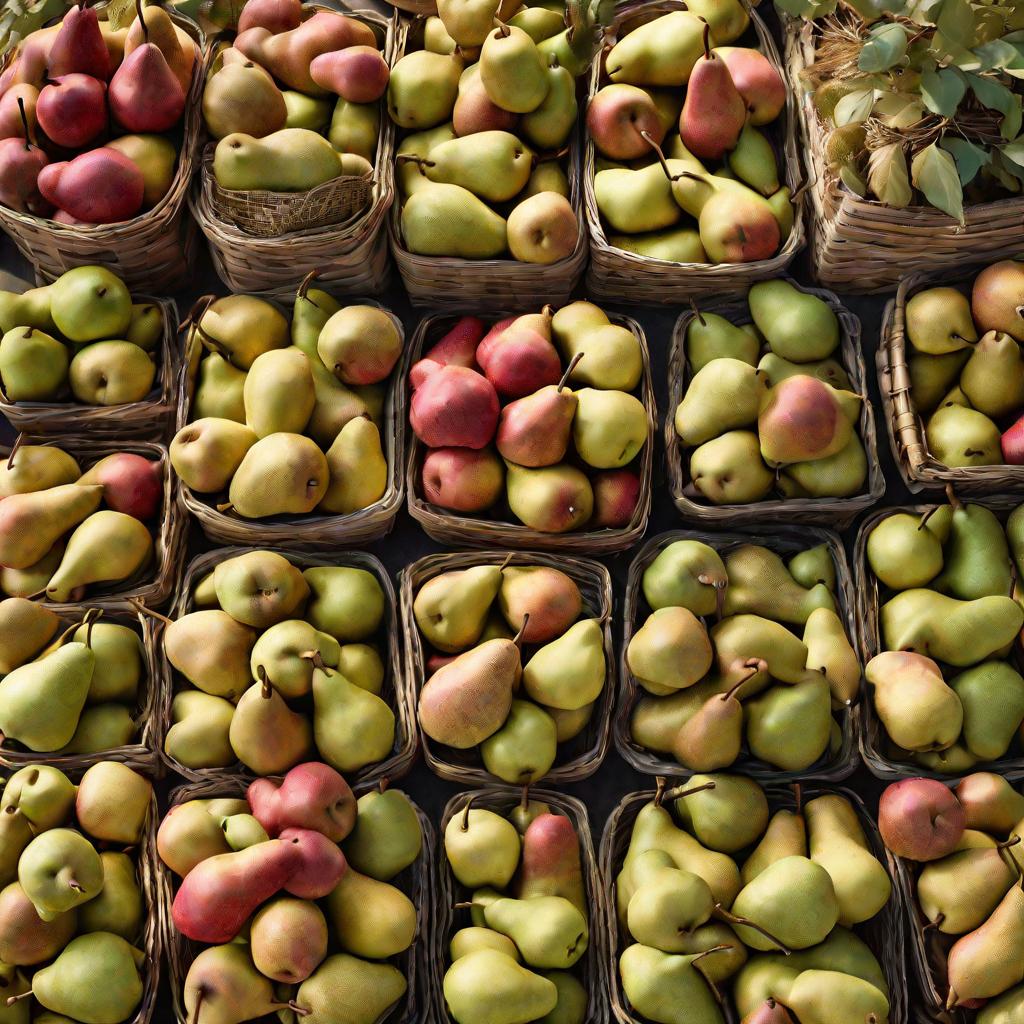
854, 495, 1024, 781
0, 6, 203, 293
155, 545, 416, 787
386, 21, 588, 311
666, 280, 884, 527
399, 550, 614, 785
0, 294, 179, 441
0, 602, 161, 773
600, 782, 908, 1024
0, 435, 184, 610
431, 787, 609, 1024
616, 526, 861, 783
175, 292, 404, 548
162, 776, 433, 1024
191, 4, 396, 295
877, 270, 1024, 495
583, 0, 806, 305
403, 309, 654, 553
783, 16, 1024, 294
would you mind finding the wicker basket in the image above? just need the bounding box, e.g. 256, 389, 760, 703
878, 270, 1024, 495
386, 21, 588, 311
0, 603, 160, 772
432, 787, 609, 1024
399, 550, 614, 785
666, 281, 885, 527
175, 293, 404, 548
404, 309, 654, 552
0, 8, 203, 293
162, 776, 433, 1024
191, 5, 396, 295
616, 527, 861, 783
0, 295, 178, 440
155, 545, 416, 787
583, 0, 805, 305
854, 495, 1024, 781
783, 16, 1024, 293
0, 435, 184, 610
600, 781, 908, 1024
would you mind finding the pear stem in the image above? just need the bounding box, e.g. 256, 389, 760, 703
512, 613, 530, 648
689, 298, 706, 327
943, 483, 962, 511
519, 784, 530, 811
662, 781, 716, 802
537, 144, 570, 164
6, 992, 32, 1007
68, 879, 83, 892
492, 19, 510, 36
498, 552, 514, 572
558, 352, 583, 391
713, 905, 791, 955
287, 1002, 311, 1018
639, 130, 676, 182
700, 20, 711, 59
379, 776, 389, 794
653, 776, 667, 808
179, 294, 216, 333
215, 501, 234, 514
791, 782, 803, 814
720, 677, 747, 702
460, 794, 476, 832
917, 506, 941, 531
921, 913, 945, 932
257, 665, 274, 699
297, 268, 320, 300
453, 900, 475, 910
6, 433, 23, 470
189, 987, 204, 1024
16, 97, 31, 150
136, 0, 148, 41
128, 598, 174, 626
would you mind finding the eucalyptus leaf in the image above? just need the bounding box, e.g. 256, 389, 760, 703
868, 142, 913, 206
834, 88, 877, 126
920, 67, 967, 115
911, 141, 965, 221
859, 22, 909, 71
940, 136, 990, 184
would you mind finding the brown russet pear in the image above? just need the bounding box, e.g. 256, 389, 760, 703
418, 632, 524, 747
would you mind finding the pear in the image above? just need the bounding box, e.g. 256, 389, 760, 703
425, 131, 534, 202
445, 804, 521, 887
686, 313, 759, 372
229, 678, 313, 775
312, 664, 395, 772
748, 279, 840, 361
215, 549, 310, 628
931, 498, 1013, 600
303, 565, 384, 641
498, 566, 581, 644
164, 691, 236, 769
803, 608, 861, 707
918, 845, 1017, 933
183, 944, 289, 1024
905, 286, 978, 353
0, 598, 59, 674
250, 897, 327, 983
78, 852, 143, 940
170, 418, 258, 493
483, 895, 588, 968
730, 856, 839, 951
785, 970, 889, 1024
481, 699, 557, 784
318, 417, 387, 514
214, 128, 342, 190
402, 182, 508, 258
243, 348, 316, 438
947, 882, 1024, 1007
414, 564, 503, 653
673, 774, 769, 853
480, 24, 548, 113
18, 829, 103, 920
0, 445, 79, 497
228, 433, 329, 518
572, 388, 648, 469
605, 10, 709, 86
722, 545, 835, 625
0, 328, 69, 401
72, 621, 144, 705
505, 463, 594, 533
29, 933, 143, 1024
805, 794, 890, 926
292, 954, 407, 1024
866, 511, 945, 589
249, 619, 339, 699
196, 295, 289, 370
627, 607, 713, 693
675, 359, 768, 445
745, 677, 833, 772
522, 619, 605, 710
690, 430, 774, 504
387, 51, 462, 129
0, 483, 102, 570
619, 944, 725, 1024
552, 302, 643, 392
951, 661, 1024, 761
743, 810, 806, 884
342, 786, 422, 881
626, 852, 714, 951
45, 511, 153, 602
672, 683, 744, 771
926, 404, 1001, 467
443, 950, 557, 1024
1, 766, 75, 830
0, 643, 93, 751
325, 869, 416, 959
164, 610, 255, 701
642, 540, 727, 614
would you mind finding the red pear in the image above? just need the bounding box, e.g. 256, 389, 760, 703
409, 316, 485, 389
0, 132, 49, 215
237, 0, 303, 33
36, 74, 107, 150
592, 468, 641, 527
47, 1, 110, 80
421, 447, 504, 511
280, 828, 347, 898
516, 813, 585, 912
247, 762, 356, 843
37, 147, 144, 223
310, 46, 390, 103
715, 47, 786, 126
475, 315, 517, 367
679, 26, 747, 160
586, 83, 665, 160
878, 778, 965, 862
77, 453, 162, 520
496, 362, 578, 466
1002, 412, 1024, 464
483, 330, 562, 398
410, 365, 499, 448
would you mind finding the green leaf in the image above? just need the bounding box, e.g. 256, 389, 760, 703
833, 88, 877, 127
935, 0, 975, 49
1002, 137, 1024, 171
920, 67, 967, 114
940, 136, 990, 184
911, 141, 965, 222
859, 23, 909, 71
875, 91, 926, 127
839, 162, 869, 198
969, 73, 1024, 138
868, 142, 913, 207
972, 39, 1024, 74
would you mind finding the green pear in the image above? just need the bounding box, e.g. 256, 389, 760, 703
905, 286, 977, 353
866, 511, 946, 589
926, 404, 1001, 467
785, 970, 889, 1024
164, 610, 255, 701
50, 267, 131, 343
481, 699, 557, 784
59, 705, 135, 754
722, 545, 835, 625
214, 128, 342, 190
1, 765, 75, 830
551, 302, 643, 392
220, 814, 269, 852
0, 598, 59, 674
164, 691, 236, 769
0, 445, 79, 497
312, 665, 394, 772
73, 622, 144, 705
228, 433, 329, 517
605, 10, 709, 86
523, 619, 605, 710
805, 794, 890, 926
243, 347, 315, 438
570, 388, 647, 469
328, 98, 379, 160
626, 851, 715, 952
743, 809, 807, 884
318, 417, 387, 515
803, 607, 861, 707
686, 313, 759, 372
229, 678, 312, 774
214, 549, 310, 628
195, 294, 289, 371
443, 949, 557, 1024
31, 933, 143, 1024
745, 677, 833, 771
183, 944, 288, 1024
303, 566, 384, 641
0, 284, 55, 334
450, 927, 520, 962
931, 499, 1013, 600
325, 869, 416, 959
69, 341, 155, 406
747, 279, 839, 361
730, 856, 839, 951
484, 895, 588, 968
342, 786, 422, 881
0, 483, 102, 570
249, 619, 340, 699
426, 131, 534, 202
727, 124, 779, 195
337, 643, 384, 694
0, 643, 94, 751
445, 805, 521, 888
387, 51, 462, 129
758, 351, 851, 389
675, 359, 768, 445
619, 944, 725, 1024
170, 418, 258, 493
950, 661, 1024, 761
480, 24, 548, 113
414, 564, 504, 654
627, 607, 712, 693
402, 182, 508, 258
595, 162, 687, 233
77, 852, 142, 940
672, 774, 769, 853
18, 829, 103, 920
0, 327, 68, 401
522, 60, 576, 149
291, 953, 406, 1024
642, 540, 727, 614
689, 430, 774, 504
919, 844, 1017, 933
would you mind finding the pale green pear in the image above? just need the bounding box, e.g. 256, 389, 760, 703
402, 183, 507, 258
675, 359, 768, 445
443, 949, 557, 1024
748, 279, 840, 362
523, 619, 605, 710
481, 699, 557, 784
243, 348, 315, 438
318, 417, 387, 515
312, 665, 394, 772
